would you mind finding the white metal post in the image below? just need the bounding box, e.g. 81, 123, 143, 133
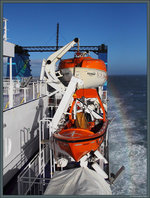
37, 81, 39, 93
39, 120, 41, 175
24, 88, 27, 103
9, 57, 13, 108
49, 121, 54, 178
40, 81, 42, 97
50, 141, 52, 178
52, 76, 83, 131
3, 18, 8, 41
33, 82, 35, 99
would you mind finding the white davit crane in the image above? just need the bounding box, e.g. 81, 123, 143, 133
40, 38, 83, 131
40, 38, 79, 93
52, 76, 83, 131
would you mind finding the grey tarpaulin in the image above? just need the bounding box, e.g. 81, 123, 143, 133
44, 167, 112, 195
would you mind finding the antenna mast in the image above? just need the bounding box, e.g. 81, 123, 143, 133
56, 23, 59, 50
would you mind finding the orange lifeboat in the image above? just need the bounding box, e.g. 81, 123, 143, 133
53, 89, 108, 162
59, 52, 107, 89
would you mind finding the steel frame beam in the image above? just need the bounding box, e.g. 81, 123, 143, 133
22, 45, 107, 54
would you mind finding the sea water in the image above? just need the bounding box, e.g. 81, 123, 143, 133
108, 75, 147, 195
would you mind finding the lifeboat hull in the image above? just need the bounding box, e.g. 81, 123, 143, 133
53, 120, 108, 162
55, 136, 104, 162
60, 67, 107, 88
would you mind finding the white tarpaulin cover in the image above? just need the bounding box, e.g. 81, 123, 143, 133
44, 167, 112, 195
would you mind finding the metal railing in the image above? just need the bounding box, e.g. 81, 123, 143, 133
18, 176, 51, 195
18, 115, 57, 195
39, 118, 55, 179
17, 150, 52, 195
17, 87, 108, 195
3, 79, 47, 110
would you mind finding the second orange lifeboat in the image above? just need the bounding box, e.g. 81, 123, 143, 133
59, 52, 107, 89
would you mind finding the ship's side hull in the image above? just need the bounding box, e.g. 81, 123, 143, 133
3, 95, 49, 186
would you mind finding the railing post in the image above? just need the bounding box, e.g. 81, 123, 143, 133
17, 175, 21, 195
33, 82, 35, 99
29, 163, 31, 194
40, 81, 42, 97
45, 81, 47, 95
37, 81, 39, 93
39, 120, 42, 175
24, 88, 27, 103
9, 57, 13, 108
49, 121, 53, 178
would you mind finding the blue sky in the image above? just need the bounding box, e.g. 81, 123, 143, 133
3, 3, 147, 76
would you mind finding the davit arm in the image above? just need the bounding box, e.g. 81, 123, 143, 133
40, 38, 79, 93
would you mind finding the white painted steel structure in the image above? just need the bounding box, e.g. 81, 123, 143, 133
52, 76, 83, 131
3, 18, 15, 108
3, 95, 49, 186
3, 36, 112, 195
40, 38, 79, 94
2, 19, 52, 185
3, 80, 47, 110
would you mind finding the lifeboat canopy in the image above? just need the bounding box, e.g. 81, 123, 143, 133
59, 51, 107, 89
